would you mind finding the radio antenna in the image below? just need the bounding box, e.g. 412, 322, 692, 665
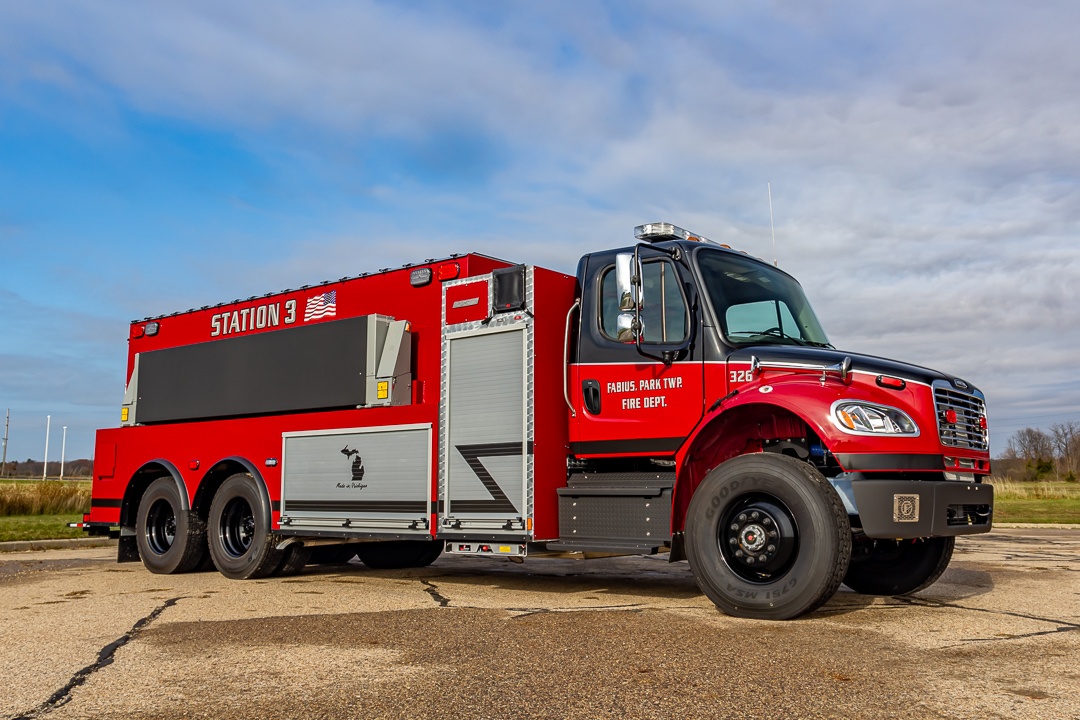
768, 182, 777, 266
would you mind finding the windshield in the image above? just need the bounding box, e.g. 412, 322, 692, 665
696, 249, 831, 348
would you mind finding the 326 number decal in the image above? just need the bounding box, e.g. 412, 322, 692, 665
730, 369, 753, 383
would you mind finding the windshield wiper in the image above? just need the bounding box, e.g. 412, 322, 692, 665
727, 331, 833, 349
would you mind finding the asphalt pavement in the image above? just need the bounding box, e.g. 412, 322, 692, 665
2, 528, 1078, 720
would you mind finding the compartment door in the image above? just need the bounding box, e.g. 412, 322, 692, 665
441, 325, 530, 534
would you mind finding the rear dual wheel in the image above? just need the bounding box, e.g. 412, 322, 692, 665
136, 477, 208, 574
685, 454, 851, 620
207, 473, 283, 580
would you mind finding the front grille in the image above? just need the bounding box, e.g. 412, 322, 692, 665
934, 383, 988, 451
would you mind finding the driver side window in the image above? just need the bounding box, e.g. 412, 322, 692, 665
600, 260, 688, 343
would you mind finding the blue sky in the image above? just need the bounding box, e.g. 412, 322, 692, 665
2, 1, 1079, 461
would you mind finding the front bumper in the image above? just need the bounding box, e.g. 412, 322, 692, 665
831, 477, 993, 539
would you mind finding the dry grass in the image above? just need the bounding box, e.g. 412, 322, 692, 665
987, 478, 1080, 500
0, 480, 91, 516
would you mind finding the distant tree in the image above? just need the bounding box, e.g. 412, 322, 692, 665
1049, 421, 1080, 482
1005, 427, 1055, 480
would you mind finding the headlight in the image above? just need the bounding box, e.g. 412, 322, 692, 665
830, 401, 919, 436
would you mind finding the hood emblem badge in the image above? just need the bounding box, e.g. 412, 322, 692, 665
954, 379, 969, 390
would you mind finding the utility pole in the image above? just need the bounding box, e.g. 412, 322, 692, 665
1, 409, 8, 478
43, 415, 51, 481
61, 426, 68, 481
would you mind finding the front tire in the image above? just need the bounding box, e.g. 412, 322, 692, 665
207, 473, 283, 580
685, 454, 851, 620
843, 536, 954, 595
136, 477, 207, 574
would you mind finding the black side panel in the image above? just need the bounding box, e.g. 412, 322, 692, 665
138, 316, 369, 423
551, 471, 676, 553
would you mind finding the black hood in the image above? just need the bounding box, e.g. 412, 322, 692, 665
727, 346, 982, 395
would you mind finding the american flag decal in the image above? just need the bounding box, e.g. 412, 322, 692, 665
304, 290, 337, 321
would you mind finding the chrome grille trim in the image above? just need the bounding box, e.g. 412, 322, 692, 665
933, 381, 988, 451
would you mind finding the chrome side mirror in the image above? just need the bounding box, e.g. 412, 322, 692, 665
615, 252, 644, 341
615, 253, 636, 311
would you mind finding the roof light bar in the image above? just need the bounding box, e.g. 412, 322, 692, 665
634, 221, 714, 244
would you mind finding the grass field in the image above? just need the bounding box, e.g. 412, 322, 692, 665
988, 478, 1080, 524
0, 480, 91, 516
0, 514, 86, 542
0, 480, 93, 543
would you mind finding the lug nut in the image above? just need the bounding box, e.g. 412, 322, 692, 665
750, 511, 760, 520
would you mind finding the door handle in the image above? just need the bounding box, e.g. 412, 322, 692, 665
582, 379, 601, 415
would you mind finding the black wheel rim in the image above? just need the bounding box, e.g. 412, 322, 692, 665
219, 496, 256, 559
718, 493, 799, 583
145, 498, 177, 556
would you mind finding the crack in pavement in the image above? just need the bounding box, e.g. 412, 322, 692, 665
889, 595, 1080, 646
420, 580, 451, 607
10, 596, 184, 720
507, 604, 645, 619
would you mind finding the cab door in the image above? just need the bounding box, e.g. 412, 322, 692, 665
569, 251, 704, 457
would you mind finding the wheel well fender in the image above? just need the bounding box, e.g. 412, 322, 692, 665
191, 456, 271, 522
671, 402, 820, 533
120, 459, 188, 529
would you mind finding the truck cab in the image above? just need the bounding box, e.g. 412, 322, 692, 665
564, 223, 991, 618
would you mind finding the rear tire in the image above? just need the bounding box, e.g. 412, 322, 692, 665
685, 453, 851, 620
275, 543, 312, 576
309, 544, 360, 565
207, 473, 283, 580
843, 536, 954, 595
136, 477, 207, 574
357, 540, 443, 569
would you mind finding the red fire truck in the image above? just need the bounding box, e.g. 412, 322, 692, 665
81, 222, 993, 619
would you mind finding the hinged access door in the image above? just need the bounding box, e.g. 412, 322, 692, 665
439, 276, 533, 536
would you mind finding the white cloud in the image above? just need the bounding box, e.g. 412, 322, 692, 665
1, 1, 1079, 457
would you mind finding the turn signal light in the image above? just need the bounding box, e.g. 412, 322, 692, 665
979, 416, 987, 430
944, 409, 958, 424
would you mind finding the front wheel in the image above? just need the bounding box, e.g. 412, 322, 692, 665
207, 473, 283, 580
843, 536, 954, 595
685, 454, 851, 620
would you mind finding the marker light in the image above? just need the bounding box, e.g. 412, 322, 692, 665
944, 408, 958, 424
144, 321, 160, 337
832, 401, 919, 436
979, 416, 988, 430
437, 262, 460, 281
876, 375, 907, 390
